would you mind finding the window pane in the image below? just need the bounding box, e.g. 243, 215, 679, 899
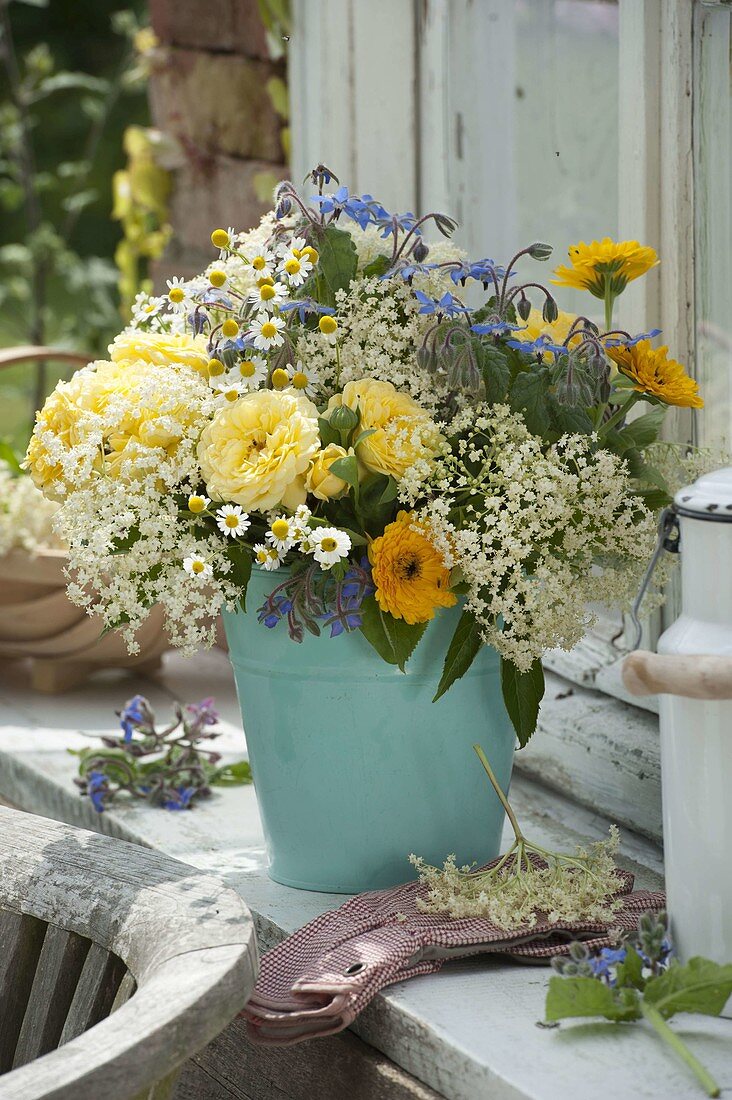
694, 6, 732, 449
513, 0, 619, 315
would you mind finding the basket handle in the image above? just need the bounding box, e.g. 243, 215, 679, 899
623, 651, 732, 700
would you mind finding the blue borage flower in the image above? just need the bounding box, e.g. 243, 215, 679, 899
257, 558, 375, 640
310, 187, 420, 239
279, 299, 335, 324
119, 694, 151, 742
86, 770, 109, 812
471, 320, 525, 336
414, 290, 469, 318
506, 334, 569, 358
447, 259, 511, 286
200, 290, 234, 309
162, 786, 197, 811
603, 327, 661, 348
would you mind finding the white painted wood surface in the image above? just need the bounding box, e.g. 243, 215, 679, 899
0, 650, 730, 1099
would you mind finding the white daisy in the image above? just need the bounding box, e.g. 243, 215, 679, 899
249, 313, 286, 351
248, 280, 288, 312
253, 543, 283, 571
233, 356, 268, 390
291, 504, 312, 542
216, 504, 251, 538
188, 494, 210, 514
211, 381, 244, 404
311, 527, 352, 568
131, 292, 165, 324
182, 551, 213, 579
288, 360, 320, 398
279, 252, 313, 287
166, 276, 191, 313
244, 246, 276, 279
266, 515, 296, 552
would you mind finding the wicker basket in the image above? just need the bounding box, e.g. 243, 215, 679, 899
0, 548, 168, 693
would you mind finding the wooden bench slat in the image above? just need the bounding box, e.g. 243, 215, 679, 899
12, 925, 92, 1069
59, 942, 127, 1046
0, 910, 47, 1073
110, 970, 137, 1014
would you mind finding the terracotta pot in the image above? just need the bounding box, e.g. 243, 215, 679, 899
0, 548, 168, 692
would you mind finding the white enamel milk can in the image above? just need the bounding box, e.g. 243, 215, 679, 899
623, 468, 732, 964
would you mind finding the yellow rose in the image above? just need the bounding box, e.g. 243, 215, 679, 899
26, 359, 204, 496
26, 372, 100, 494
110, 331, 210, 376
305, 443, 352, 501
327, 378, 439, 479
198, 390, 320, 512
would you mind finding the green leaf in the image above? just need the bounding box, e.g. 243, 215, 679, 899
500, 656, 545, 748
433, 609, 482, 701
225, 544, 252, 610
644, 958, 732, 1019
615, 946, 647, 991
36, 72, 110, 97
547, 399, 594, 437
329, 454, 360, 496
545, 976, 641, 1023
359, 596, 426, 671
210, 759, 253, 786
509, 370, 551, 436
318, 416, 340, 447
0, 441, 23, 475
615, 406, 667, 450
477, 344, 511, 404
362, 254, 392, 278
314, 225, 358, 307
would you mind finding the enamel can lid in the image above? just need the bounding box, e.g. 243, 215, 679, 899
675, 467, 732, 520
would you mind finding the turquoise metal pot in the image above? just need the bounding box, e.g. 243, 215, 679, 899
223, 567, 516, 893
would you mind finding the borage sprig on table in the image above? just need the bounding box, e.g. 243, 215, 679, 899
546, 912, 732, 1098
72, 694, 251, 812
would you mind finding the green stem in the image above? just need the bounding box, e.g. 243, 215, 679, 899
640, 1002, 720, 1098
473, 744, 524, 843
597, 390, 642, 437
604, 285, 615, 334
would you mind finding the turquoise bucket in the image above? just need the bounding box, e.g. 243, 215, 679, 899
223, 568, 516, 893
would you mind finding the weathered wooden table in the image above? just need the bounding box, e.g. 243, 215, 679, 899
0, 650, 729, 1099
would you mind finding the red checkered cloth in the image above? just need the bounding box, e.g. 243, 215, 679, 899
243, 857, 665, 1045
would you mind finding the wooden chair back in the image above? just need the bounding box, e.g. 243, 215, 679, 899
0, 807, 257, 1100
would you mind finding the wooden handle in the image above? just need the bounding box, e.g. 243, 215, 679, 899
0, 346, 91, 370
622, 651, 732, 699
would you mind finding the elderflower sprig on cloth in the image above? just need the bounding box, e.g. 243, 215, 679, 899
411, 745, 623, 930
546, 912, 732, 1098
73, 694, 251, 812
26, 162, 708, 746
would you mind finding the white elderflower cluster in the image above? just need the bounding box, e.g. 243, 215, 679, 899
295, 276, 449, 410
0, 462, 61, 556
400, 404, 662, 671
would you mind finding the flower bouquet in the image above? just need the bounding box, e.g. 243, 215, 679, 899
26, 165, 702, 889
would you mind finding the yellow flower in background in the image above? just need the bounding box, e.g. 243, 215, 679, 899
197, 389, 320, 512
305, 443, 352, 501
552, 238, 658, 299
369, 511, 457, 625
110, 331, 209, 376
607, 340, 703, 409
511, 307, 581, 361
327, 378, 440, 480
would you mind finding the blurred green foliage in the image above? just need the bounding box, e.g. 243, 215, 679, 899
0, 0, 149, 450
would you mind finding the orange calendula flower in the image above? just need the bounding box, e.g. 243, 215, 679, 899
552, 238, 658, 299
368, 511, 457, 625
607, 340, 703, 409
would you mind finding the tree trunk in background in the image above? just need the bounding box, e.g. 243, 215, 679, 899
147, 0, 288, 282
